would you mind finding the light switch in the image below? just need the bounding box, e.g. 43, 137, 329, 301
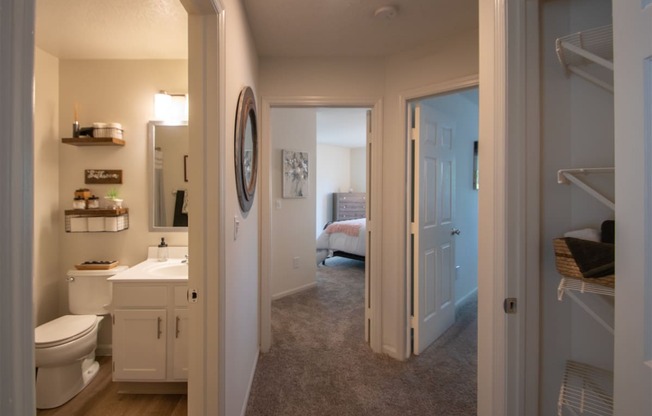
275, 199, 282, 209
234, 216, 240, 241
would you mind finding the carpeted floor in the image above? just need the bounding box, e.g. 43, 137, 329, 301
245, 257, 477, 416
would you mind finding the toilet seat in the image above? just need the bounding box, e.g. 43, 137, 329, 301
35, 315, 98, 349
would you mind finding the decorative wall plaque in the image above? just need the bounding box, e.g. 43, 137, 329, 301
85, 169, 123, 184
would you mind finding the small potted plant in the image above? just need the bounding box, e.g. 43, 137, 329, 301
105, 188, 123, 209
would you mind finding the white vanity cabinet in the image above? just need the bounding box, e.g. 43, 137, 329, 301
111, 282, 188, 382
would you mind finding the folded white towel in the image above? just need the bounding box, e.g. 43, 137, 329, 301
564, 228, 601, 242
182, 190, 189, 214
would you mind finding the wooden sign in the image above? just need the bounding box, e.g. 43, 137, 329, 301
85, 169, 123, 184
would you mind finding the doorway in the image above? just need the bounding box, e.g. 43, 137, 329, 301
407, 87, 479, 355
266, 106, 370, 340
259, 98, 383, 354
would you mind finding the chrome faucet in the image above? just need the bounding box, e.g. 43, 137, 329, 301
182, 254, 189, 264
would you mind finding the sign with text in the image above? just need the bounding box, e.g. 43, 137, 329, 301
85, 169, 123, 184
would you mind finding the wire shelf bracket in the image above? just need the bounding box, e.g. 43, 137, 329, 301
557, 168, 615, 211
556, 25, 614, 92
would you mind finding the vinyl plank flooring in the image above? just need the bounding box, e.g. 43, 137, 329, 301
37, 356, 188, 416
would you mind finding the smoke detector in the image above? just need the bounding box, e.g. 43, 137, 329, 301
374, 5, 398, 20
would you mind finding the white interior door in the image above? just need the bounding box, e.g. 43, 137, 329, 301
412, 102, 457, 355
613, 2, 652, 414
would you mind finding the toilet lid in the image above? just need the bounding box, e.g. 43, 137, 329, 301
35, 315, 98, 348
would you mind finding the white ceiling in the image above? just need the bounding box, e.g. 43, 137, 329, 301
242, 0, 478, 58
36, 0, 478, 60
316, 108, 368, 148
36, 0, 188, 59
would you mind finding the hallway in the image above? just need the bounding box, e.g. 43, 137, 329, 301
245, 258, 477, 415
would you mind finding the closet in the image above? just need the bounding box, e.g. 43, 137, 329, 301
541, 0, 616, 415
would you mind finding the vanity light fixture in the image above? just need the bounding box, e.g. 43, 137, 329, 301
154, 90, 189, 121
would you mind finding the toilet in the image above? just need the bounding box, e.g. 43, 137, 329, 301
34, 266, 128, 409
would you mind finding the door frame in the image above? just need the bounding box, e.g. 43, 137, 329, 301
406, 87, 471, 355
401, 75, 478, 352
184, 0, 225, 415
478, 0, 540, 414
0, 0, 36, 413
259, 96, 383, 353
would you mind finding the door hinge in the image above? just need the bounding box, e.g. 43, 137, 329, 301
410, 315, 417, 328
410, 222, 417, 235
112, 361, 115, 372
112, 314, 115, 325
504, 298, 517, 314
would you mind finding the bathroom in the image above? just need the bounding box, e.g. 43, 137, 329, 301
33, 2, 192, 408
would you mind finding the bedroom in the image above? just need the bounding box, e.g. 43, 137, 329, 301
269, 106, 369, 301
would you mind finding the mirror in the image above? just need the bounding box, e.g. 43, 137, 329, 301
235, 86, 258, 213
148, 121, 189, 231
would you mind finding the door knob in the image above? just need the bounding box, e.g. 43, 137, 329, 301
451, 228, 461, 235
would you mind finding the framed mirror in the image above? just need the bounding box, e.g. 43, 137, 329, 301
148, 120, 189, 231
234, 86, 258, 213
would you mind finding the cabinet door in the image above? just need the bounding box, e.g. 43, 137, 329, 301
113, 309, 167, 381
172, 308, 189, 380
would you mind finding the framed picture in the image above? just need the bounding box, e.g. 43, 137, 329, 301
282, 149, 309, 198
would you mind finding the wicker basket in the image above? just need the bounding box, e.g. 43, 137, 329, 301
553, 238, 615, 288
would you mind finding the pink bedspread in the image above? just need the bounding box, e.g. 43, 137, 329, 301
325, 220, 362, 237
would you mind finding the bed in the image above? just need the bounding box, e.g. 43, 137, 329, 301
316, 218, 366, 265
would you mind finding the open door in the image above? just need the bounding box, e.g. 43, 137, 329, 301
411, 102, 457, 355
612, 1, 652, 414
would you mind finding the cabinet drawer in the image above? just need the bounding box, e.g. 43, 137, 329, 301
113, 285, 168, 307
174, 286, 188, 307
337, 195, 365, 203
337, 202, 365, 211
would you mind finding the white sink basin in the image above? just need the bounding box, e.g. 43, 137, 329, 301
148, 262, 188, 277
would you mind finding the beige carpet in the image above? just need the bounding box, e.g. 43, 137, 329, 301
245, 257, 477, 416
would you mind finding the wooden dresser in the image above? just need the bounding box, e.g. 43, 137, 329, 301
332, 192, 366, 221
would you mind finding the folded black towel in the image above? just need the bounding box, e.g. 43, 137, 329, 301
564, 237, 614, 278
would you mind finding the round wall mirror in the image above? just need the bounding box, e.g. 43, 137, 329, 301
235, 86, 258, 213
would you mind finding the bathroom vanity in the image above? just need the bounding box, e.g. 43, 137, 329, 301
108, 247, 188, 388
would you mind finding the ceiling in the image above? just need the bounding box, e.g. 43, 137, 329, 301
36, 0, 188, 59
242, 0, 478, 58
36, 0, 478, 60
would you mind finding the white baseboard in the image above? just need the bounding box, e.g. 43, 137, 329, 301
455, 287, 478, 307
271, 282, 317, 301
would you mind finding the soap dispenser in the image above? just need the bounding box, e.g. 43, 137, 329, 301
157, 237, 169, 262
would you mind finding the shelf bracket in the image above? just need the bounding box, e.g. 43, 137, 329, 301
557, 168, 615, 211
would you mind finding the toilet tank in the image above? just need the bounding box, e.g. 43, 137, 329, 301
67, 266, 129, 314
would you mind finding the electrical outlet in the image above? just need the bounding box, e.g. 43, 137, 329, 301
292, 257, 300, 269
275, 199, 282, 209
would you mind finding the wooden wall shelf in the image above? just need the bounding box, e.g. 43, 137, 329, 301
62, 137, 125, 146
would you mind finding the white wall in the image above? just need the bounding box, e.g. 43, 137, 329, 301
221, 0, 260, 413
33, 47, 60, 326
260, 28, 479, 359
350, 147, 366, 193
539, 0, 614, 414
271, 108, 318, 298
316, 143, 350, 235
422, 89, 479, 304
